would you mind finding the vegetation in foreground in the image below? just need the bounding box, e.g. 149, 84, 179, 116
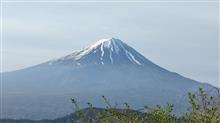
0, 87, 220, 123
72, 87, 220, 123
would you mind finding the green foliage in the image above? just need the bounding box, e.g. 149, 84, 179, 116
145, 104, 177, 123
183, 87, 220, 123
71, 87, 220, 123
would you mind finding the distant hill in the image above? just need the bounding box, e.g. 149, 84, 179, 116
0, 108, 123, 123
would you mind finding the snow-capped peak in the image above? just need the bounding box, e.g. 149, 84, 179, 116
90, 38, 120, 48
83, 38, 123, 54
48, 38, 154, 66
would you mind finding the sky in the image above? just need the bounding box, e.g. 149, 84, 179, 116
1, 2, 219, 86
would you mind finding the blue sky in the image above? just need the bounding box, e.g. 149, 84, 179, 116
2, 2, 219, 86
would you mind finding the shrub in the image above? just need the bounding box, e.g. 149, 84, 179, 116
71, 87, 220, 123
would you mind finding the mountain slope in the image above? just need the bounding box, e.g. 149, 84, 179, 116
1, 38, 213, 120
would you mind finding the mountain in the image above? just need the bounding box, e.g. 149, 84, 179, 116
1, 38, 213, 120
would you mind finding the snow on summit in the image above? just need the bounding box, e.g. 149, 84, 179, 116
48, 38, 156, 67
